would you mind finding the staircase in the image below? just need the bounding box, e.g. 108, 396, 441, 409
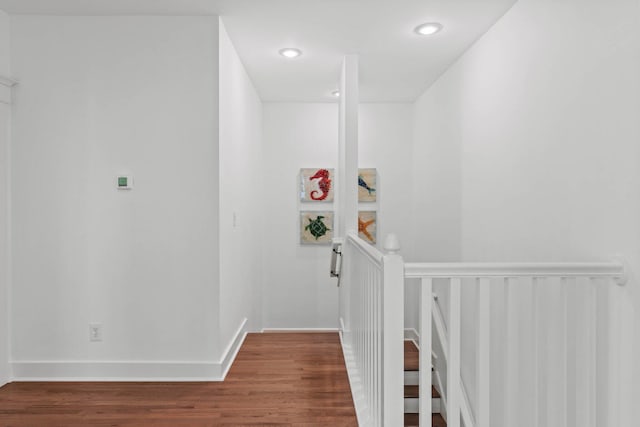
404, 340, 447, 427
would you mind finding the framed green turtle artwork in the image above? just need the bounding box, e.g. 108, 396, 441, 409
300, 211, 334, 245
358, 168, 377, 202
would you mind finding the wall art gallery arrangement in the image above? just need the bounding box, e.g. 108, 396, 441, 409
357, 169, 377, 243
299, 168, 334, 245
299, 168, 377, 245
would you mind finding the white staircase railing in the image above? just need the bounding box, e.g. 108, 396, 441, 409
405, 261, 627, 427
339, 231, 627, 427
339, 232, 404, 427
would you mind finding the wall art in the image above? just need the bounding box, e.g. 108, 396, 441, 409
300, 168, 334, 202
300, 211, 334, 245
358, 211, 377, 244
358, 168, 377, 202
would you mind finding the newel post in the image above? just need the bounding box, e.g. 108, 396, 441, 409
382, 233, 404, 426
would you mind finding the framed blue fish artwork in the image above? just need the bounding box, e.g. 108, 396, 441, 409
358, 168, 377, 202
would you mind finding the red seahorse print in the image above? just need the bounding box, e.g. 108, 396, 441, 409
309, 169, 332, 201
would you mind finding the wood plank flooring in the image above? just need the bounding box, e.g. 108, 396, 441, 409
0, 333, 358, 426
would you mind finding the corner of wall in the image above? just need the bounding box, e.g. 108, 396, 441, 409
0, 8, 12, 387
218, 17, 264, 346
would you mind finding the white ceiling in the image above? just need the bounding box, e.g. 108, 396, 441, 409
0, 0, 517, 102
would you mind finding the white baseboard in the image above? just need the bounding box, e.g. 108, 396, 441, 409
11, 361, 223, 381
219, 318, 248, 380
11, 318, 248, 382
261, 328, 339, 333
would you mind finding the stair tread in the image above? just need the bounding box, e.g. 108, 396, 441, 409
404, 413, 447, 427
404, 385, 440, 399
404, 340, 419, 371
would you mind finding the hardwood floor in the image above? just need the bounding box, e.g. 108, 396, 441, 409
0, 333, 358, 426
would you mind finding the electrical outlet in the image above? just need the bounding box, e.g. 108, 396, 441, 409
89, 323, 103, 342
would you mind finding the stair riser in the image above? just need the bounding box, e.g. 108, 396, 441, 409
404, 371, 418, 385
404, 397, 441, 414
404, 370, 436, 386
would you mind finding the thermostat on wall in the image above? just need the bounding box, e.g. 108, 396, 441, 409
117, 176, 133, 190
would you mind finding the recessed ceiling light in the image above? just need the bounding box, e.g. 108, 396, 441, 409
331, 90, 340, 98
414, 22, 443, 36
279, 48, 302, 58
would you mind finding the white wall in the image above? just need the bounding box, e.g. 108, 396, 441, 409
262, 103, 339, 329
261, 103, 413, 329
411, 91, 461, 263
413, 0, 640, 425
409, 68, 465, 337
0, 10, 11, 386
10, 16, 222, 374
219, 21, 263, 340
359, 104, 414, 256
359, 104, 421, 333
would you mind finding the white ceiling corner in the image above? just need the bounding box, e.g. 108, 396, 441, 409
0, 0, 517, 102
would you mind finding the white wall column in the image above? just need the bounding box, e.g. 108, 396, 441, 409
337, 55, 358, 237
338, 55, 358, 331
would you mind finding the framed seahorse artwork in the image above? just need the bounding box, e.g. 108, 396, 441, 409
300, 168, 335, 202
358, 168, 377, 202
358, 211, 377, 244
300, 211, 334, 245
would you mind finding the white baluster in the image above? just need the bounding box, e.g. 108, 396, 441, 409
476, 277, 491, 427
448, 277, 461, 427
490, 277, 506, 427
566, 278, 578, 427
382, 234, 404, 427
561, 278, 569, 427
375, 269, 381, 424
504, 277, 518, 427
534, 277, 547, 427
365, 266, 370, 415
520, 277, 535, 426
420, 277, 433, 427
574, 277, 595, 427
545, 277, 566, 427
586, 279, 597, 426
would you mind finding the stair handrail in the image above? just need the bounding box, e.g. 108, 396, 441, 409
405, 261, 626, 283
